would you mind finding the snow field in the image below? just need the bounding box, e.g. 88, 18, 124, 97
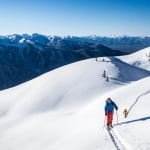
0, 47, 150, 150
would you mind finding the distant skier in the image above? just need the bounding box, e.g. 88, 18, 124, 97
105, 98, 118, 129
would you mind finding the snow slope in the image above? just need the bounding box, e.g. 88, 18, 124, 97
118, 47, 150, 71
0, 56, 149, 150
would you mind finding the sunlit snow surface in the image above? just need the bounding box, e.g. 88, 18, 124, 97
0, 47, 150, 150
118, 47, 150, 71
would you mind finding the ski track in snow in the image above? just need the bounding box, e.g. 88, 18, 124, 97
108, 128, 133, 150
128, 90, 150, 116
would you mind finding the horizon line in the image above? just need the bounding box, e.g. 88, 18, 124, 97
0, 33, 150, 38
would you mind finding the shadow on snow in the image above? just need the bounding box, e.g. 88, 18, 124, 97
115, 116, 150, 126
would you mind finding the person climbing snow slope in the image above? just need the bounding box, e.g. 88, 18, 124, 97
105, 98, 118, 129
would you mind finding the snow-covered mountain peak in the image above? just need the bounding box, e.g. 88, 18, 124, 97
7, 34, 22, 42
19, 38, 25, 43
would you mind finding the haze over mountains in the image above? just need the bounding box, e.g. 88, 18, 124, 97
72, 35, 150, 53
0, 34, 150, 90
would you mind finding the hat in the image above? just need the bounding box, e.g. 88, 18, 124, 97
106, 98, 111, 102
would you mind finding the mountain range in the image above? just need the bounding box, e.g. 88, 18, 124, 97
64, 35, 150, 53
0, 34, 150, 90
0, 34, 127, 90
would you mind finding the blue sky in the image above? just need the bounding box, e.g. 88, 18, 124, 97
0, 0, 150, 36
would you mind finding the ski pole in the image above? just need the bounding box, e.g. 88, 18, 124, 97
103, 116, 106, 129
116, 110, 118, 125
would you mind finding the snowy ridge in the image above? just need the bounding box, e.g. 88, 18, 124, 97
118, 47, 150, 71
0, 33, 127, 90
0, 49, 149, 150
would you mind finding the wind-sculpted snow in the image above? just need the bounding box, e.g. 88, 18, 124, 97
0, 56, 149, 150
110, 57, 150, 81
118, 47, 150, 71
